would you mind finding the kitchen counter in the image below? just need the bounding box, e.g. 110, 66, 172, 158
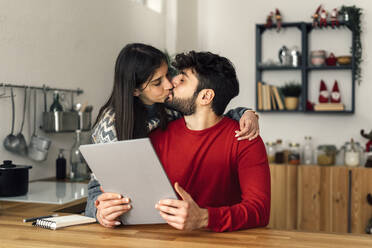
0, 181, 88, 204
1, 200, 372, 248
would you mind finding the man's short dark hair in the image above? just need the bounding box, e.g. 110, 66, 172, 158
172, 51, 239, 116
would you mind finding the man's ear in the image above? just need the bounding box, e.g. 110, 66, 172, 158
133, 88, 140, 97
199, 89, 215, 105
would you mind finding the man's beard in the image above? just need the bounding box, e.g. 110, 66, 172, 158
165, 91, 198, 116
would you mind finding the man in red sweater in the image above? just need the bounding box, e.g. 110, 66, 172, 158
150, 51, 270, 232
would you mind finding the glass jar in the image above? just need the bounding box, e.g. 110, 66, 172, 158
274, 139, 285, 164
310, 50, 326, 66
288, 142, 300, 165
303, 136, 313, 165
317, 145, 337, 166
266, 142, 276, 163
342, 138, 362, 167
70, 130, 89, 181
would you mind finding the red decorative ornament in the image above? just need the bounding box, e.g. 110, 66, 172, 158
325, 52, 337, 66
275, 8, 282, 32
319, 8, 328, 28
306, 100, 314, 111
312, 5, 322, 27
265, 11, 274, 28
319, 80, 329, 103
331, 80, 341, 103
330, 8, 340, 28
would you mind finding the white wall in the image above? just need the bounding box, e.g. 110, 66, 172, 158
195, 0, 372, 153
165, 0, 198, 54
0, 0, 165, 180
176, 0, 198, 53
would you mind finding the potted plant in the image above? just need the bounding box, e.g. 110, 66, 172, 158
280, 82, 302, 110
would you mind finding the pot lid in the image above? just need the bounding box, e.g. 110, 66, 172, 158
0, 160, 32, 170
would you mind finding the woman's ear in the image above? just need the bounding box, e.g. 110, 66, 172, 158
133, 88, 140, 97
200, 89, 215, 105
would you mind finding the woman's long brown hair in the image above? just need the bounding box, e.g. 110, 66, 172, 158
94, 43, 168, 140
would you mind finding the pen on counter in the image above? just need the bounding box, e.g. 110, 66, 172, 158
23, 214, 59, 223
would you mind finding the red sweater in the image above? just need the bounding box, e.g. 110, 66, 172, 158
149, 117, 270, 232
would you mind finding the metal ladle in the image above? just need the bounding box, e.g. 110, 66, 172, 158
3, 87, 19, 153
72, 102, 82, 112
13, 87, 28, 156
28, 88, 51, 162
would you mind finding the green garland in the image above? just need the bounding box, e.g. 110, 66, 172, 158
339, 5, 363, 85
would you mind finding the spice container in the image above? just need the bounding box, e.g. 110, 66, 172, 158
317, 145, 337, 166
342, 138, 362, 167
266, 142, 276, 163
70, 130, 90, 181
274, 139, 285, 164
303, 136, 313, 165
56, 149, 66, 179
288, 142, 300, 165
310, 50, 326, 66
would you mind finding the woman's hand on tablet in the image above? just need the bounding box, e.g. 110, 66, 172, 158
95, 190, 131, 228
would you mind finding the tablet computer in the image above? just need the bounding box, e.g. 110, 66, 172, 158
79, 138, 178, 225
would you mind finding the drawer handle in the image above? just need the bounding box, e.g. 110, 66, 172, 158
367, 193, 372, 206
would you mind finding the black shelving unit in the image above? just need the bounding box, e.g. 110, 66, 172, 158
255, 21, 355, 114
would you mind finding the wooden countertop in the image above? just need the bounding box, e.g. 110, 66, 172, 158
1, 200, 371, 248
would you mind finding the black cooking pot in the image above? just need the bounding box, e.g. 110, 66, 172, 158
0, 160, 32, 197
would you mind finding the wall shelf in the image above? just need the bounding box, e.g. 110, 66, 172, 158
307, 65, 352, 71
259, 110, 303, 113
255, 21, 356, 114
305, 110, 354, 114
257, 66, 301, 71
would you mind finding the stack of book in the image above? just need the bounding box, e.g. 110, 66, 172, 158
257, 82, 285, 111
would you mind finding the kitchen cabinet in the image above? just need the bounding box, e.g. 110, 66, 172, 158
269, 164, 372, 234
268, 164, 297, 230
297, 165, 349, 233
350, 167, 372, 233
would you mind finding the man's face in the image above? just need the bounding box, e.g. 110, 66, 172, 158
166, 68, 199, 115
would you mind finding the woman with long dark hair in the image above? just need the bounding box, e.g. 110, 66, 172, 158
86, 43, 260, 228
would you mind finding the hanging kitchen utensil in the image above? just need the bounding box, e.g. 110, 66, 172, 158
28, 88, 51, 162
0, 84, 9, 98
13, 87, 28, 156
3, 87, 19, 153
43, 84, 47, 112
15, 87, 27, 156
72, 102, 82, 112
70, 91, 74, 111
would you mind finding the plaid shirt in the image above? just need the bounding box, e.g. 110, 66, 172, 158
91, 107, 181, 144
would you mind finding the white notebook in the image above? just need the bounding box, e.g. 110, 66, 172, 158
33, 214, 96, 230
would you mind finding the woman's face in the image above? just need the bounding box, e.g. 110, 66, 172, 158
134, 62, 173, 105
